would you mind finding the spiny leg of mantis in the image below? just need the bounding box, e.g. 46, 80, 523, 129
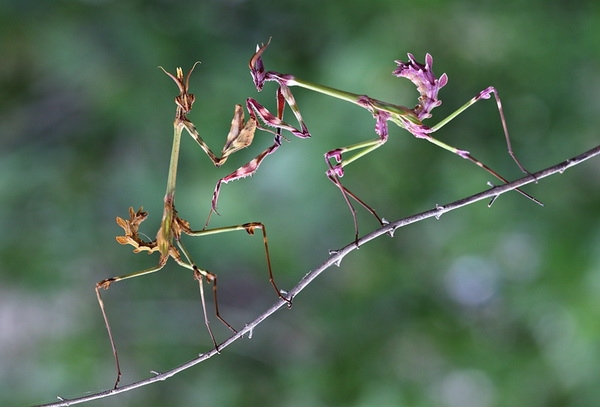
248, 39, 541, 239
204, 85, 307, 227
96, 65, 290, 389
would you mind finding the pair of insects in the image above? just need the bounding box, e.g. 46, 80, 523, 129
96, 40, 538, 388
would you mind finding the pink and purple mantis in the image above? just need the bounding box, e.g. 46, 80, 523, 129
205, 39, 541, 241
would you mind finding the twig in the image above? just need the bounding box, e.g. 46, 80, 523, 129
33, 144, 600, 407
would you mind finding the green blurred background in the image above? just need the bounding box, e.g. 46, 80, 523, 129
1, 0, 599, 406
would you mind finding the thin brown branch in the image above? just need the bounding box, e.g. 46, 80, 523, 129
34, 144, 600, 407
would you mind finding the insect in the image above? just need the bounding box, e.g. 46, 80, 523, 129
209, 39, 540, 241
95, 63, 290, 389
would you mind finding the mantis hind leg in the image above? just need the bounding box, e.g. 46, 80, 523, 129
426, 87, 542, 206
96, 261, 167, 388
174, 240, 235, 351
182, 222, 292, 331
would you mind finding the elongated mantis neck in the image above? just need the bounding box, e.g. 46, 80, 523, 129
287, 76, 362, 104
155, 119, 182, 259
286, 76, 417, 120
165, 121, 182, 199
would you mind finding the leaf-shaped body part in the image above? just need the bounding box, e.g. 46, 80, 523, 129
115, 207, 159, 254
393, 53, 448, 120
220, 104, 257, 163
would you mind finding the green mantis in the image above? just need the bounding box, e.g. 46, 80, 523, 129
95, 64, 290, 389
205, 39, 541, 241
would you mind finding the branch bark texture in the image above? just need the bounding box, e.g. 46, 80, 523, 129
34, 144, 600, 407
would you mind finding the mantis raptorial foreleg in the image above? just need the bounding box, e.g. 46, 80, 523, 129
204, 84, 308, 225
96, 64, 291, 389
204, 85, 311, 227
247, 39, 541, 241
159, 63, 260, 168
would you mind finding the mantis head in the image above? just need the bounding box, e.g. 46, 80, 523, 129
249, 38, 271, 91
159, 62, 201, 117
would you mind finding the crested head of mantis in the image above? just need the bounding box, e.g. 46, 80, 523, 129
249, 38, 270, 91
159, 62, 201, 119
